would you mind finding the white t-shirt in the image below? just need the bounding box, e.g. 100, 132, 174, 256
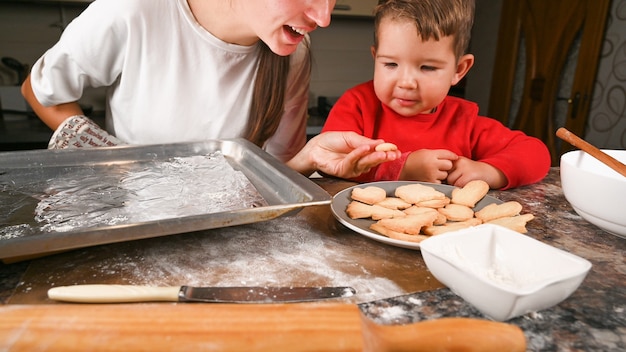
29, 0, 309, 162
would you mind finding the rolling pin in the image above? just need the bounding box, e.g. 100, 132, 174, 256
0, 303, 525, 351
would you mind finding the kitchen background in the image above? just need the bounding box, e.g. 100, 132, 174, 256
0, 0, 624, 150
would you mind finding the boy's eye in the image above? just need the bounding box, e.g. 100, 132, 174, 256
421, 65, 437, 71
383, 62, 398, 68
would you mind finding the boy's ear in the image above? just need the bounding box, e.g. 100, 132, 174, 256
370, 45, 376, 59
451, 54, 475, 85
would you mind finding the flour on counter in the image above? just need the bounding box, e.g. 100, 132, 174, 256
69, 215, 408, 304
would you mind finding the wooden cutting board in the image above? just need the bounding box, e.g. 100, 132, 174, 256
0, 303, 526, 351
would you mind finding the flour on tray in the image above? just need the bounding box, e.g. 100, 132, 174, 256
2, 152, 266, 236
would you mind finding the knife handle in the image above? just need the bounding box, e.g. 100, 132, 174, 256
48, 285, 181, 303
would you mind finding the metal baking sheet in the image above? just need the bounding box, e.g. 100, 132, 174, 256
0, 139, 331, 262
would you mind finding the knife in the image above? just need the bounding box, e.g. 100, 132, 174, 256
47, 284, 356, 303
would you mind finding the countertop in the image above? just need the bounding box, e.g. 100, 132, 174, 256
0, 168, 624, 351
0, 112, 51, 151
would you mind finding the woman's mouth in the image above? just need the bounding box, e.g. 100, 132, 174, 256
284, 25, 308, 38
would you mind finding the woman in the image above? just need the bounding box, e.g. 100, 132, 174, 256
21, 0, 399, 178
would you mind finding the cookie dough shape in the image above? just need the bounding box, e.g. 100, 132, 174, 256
375, 142, 398, 152
346, 201, 405, 220
451, 180, 490, 207
351, 186, 387, 205
474, 201, 523, 222
395, 184, 446, 204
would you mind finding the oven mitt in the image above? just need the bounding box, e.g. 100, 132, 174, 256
48, 115, 125, 149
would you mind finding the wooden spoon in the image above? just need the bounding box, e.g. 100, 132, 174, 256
556, 127, 626, 178
0, 303, 526, 351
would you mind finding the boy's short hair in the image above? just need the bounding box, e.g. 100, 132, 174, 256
373, 0, 475, 59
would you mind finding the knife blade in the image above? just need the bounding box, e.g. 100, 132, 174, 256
47, 284, 356, 303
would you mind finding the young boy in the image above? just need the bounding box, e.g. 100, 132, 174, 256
321, 0, 550, 189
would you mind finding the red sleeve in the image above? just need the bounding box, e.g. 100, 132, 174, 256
321, 81, 377, 137
322, 81, 407, 182
470, 116, 551, 189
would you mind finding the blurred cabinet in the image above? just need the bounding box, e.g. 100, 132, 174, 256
488, 0, 610, 165
333, 0, 377, 18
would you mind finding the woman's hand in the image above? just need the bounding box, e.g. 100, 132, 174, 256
286, 131, 401, 178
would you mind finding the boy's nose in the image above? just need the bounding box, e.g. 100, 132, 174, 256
398, 75, 419, 90
306, 0, 335, 28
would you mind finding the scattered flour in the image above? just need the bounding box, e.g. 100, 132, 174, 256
77, 215, 408, 303
376, 305, 411, 323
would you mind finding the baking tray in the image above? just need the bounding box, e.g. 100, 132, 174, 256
0, 139, 331, 262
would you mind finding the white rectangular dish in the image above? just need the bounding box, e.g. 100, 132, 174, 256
420, 224, 592, 321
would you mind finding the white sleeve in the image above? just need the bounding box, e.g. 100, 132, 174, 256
29, 0, 130, 106
263, 38, 310, 162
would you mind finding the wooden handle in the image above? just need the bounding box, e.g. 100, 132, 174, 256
556, 127, 626, 177
361, 314, 526, 352
0, 303, 526, 351
48, 285, 181, 303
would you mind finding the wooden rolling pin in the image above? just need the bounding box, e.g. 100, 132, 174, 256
0, 303, 525, 351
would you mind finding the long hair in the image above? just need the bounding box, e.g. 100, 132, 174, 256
244, 42, 291, 147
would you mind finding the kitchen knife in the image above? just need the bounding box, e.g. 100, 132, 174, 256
47, 284, 356, 303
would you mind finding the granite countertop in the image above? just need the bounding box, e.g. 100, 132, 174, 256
1, 167, 624, 351
359, 169, 625, 351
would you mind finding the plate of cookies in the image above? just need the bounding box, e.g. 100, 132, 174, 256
330, 180, 534, 250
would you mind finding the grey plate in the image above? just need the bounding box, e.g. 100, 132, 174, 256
330, 181, 502, 250
0, 139, 331, 261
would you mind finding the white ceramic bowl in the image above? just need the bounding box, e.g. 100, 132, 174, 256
560, 149, 626, 238
420, 224, 591, 321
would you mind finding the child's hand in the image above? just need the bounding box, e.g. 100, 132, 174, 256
400, 149, 458, 183
446, 156, 507, 189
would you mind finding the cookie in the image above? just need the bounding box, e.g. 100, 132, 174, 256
370, 205, 406, 220
375, 142, 399, 152
451, 180, 490, 207
438, 204, 475, 222
475, 201, 523, 222
415, 197, 450, 209
370, 223, 429, 243
375, 197, 412, 210
346, 201, 405, 220
345, 201, 375, 219
403, 206, 438, 216
487, 213, 535, 233
422, 218, 482, 236
395, 184, 446, 204
376, 212, 438, 235
403, 206, 446, 225
351, 186, 387, 205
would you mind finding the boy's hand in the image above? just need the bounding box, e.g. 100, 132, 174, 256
446, 156, 507, 189
400, 149, 458, 183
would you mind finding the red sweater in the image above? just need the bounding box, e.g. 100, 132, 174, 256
321, 81, 551, 189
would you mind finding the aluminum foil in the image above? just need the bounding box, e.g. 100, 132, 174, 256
1, 153, 266, 240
